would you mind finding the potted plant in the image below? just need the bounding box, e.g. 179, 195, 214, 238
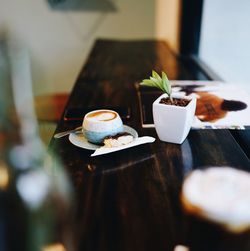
141, 70, 196, 144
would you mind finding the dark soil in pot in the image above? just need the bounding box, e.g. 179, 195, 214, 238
160, 97, 190, 107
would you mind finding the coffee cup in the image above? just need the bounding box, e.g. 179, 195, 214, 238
82, 109, 123, 144
181, 167, 250, 251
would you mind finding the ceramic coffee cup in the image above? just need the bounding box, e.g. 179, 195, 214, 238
82, 109, 123, 144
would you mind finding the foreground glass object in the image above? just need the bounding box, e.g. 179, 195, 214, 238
0, 37, 75, 251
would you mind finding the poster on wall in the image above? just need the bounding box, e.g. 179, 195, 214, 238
136, 81, 250, 129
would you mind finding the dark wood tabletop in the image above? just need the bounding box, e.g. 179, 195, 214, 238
49, 39, 250, 251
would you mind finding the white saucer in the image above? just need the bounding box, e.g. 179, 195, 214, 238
69, 125, 138, 151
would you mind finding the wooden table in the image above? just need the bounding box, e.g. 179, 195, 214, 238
49, 39, 250, 251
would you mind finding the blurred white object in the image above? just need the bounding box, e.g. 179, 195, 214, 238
91, 136, 155, 157
182, 167, 250, 233
174, 245, 189, 251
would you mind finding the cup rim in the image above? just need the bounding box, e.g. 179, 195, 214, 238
84, 109, 120, 121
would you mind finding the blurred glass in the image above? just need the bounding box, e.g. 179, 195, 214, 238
0, 36, 75, 251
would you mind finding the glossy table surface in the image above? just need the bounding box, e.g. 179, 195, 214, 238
49, 39, 250, 251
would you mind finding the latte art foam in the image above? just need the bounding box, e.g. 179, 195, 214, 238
87, 111, 117, 122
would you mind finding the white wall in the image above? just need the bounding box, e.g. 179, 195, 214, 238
0, 0, 181, 95
0, 0, 155, 95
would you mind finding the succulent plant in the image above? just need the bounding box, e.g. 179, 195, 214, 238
141, 70, 173, 102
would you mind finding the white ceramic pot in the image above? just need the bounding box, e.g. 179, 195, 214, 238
153, 93, 196, 144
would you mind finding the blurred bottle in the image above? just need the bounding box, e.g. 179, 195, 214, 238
0, 36, 75, 251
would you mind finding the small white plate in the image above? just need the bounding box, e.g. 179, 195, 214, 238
69, 125, 138, 151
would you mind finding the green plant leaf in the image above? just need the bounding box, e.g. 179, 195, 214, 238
141, 79, 156, 87
152, 70, 161, 81
161, 71, 172, 95
149, 77, 164, 92
141, 70, 172, 99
